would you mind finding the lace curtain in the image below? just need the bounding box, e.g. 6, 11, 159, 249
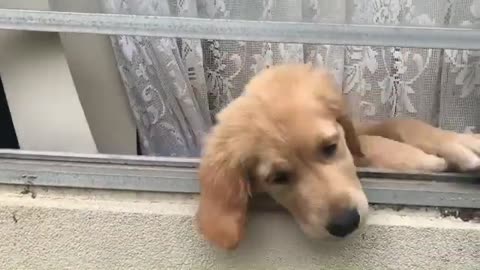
99, 0, 480, 157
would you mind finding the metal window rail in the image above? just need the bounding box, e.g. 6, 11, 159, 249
0, 9, 479, 49
0, 150, 478, 209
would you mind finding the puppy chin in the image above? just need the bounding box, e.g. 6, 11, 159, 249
297, 222, 330, 240
296, 196, 369, 242
298, 222, 364, 244
350, 190, 370, 229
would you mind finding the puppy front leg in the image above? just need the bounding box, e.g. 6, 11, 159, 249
356, 135, 447, 172
355, 118, 480, 172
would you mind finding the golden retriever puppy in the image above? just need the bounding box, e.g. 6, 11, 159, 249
196, 64, 480, 250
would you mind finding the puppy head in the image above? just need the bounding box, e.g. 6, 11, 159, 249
197, 64, 368, 250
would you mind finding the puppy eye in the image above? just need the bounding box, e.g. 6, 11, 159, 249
321, 143, 337, 158
271, 170, 291, 185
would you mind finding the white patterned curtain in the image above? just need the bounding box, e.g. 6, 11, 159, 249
99, 0, 480, 157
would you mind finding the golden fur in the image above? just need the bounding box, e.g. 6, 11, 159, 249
196, 64, 480, 250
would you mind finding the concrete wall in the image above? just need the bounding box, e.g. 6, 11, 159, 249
0, 185, 478, 270
0, 0, 49, 10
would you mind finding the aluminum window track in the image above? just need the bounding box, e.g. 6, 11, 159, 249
0, 150, 478, 209
0, 9, 479, 49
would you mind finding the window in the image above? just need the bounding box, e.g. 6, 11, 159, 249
0, 5, 478, 211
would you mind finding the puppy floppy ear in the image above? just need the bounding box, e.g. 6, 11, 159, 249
196, 141, 251, 250
337, 113, 365, 159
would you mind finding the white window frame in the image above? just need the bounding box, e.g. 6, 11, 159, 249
0, 9, 478, 209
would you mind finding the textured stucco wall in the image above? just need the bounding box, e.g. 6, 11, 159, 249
0, 185, 478, 270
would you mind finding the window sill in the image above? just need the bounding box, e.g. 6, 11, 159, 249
0, 149, 478, 209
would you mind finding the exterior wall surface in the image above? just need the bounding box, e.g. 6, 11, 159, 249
0, 185, 478, 270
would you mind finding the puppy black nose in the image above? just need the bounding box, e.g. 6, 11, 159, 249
326, 208, 360, 237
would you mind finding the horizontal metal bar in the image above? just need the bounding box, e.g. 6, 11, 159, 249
0, 9, 479, 49
0, 150, 478, 183
362, 179, 479, 209
0, 150, 199, 168
0, 150, 478, 209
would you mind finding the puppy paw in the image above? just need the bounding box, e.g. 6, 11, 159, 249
357, 118, 480, 172
358, 135, 448, 172
448, 133, 480, 171
416, 132, 480, 172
